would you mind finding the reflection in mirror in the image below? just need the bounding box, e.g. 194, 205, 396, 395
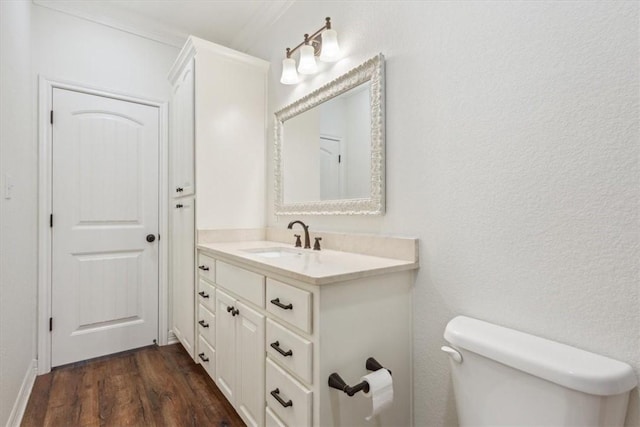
275, 54, 385, 215
283, 81, 371, 203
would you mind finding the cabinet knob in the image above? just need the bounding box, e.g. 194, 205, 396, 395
146, 234, 156, 243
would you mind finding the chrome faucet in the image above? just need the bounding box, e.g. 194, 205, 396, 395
287, 220, 310, 249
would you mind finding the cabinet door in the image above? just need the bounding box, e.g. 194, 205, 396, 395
171, 197, 195, 356
235, 301, 265, 427
215, 288, 236, 403
170, 58, 195, 197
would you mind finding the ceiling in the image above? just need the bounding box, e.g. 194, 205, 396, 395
33, 0, 295, 50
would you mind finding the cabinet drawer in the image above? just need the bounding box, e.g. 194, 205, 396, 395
216, 261, 265, 308
197, 252, 216, 283
266, 358, 312, 427
266, 407, 286, 427
266, 279, 312, 333
197, 335, 215, 381
197, 279, 215, 313
197, 304, 215, 346
266, 319, 312, 385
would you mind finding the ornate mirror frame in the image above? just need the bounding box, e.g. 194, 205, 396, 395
274, 53, 385, 215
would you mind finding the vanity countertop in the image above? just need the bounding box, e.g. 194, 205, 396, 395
197, 240, 419, 285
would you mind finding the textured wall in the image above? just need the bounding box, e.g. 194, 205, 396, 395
248, 2, 639, 425
0, 0, 36, 425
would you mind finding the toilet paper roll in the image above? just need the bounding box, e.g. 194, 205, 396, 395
360, 369, 393, 421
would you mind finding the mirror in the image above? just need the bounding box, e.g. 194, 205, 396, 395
275, 54, 385, 215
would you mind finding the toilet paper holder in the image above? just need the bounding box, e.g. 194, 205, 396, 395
328, 357, 392, 396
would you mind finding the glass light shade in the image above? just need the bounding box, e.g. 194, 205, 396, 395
280, 58, 299, 84
297, 45, 318, 75
319, 29, 340, 62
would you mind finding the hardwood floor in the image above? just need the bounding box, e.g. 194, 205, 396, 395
21, 344, 244, 427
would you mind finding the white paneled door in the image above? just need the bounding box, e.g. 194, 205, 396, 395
51, 88, 159, 367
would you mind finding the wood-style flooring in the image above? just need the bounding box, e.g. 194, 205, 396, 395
21, 344, 244, 427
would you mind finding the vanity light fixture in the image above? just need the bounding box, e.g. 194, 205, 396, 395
279, 17, 341, 85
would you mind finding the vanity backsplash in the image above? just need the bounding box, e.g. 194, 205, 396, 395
197, 227, 418, 263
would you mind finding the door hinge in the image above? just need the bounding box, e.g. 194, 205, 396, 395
49, 317, 53, 332
50, 110, 53, 125
50, 214, 53, 228
338, 155, 341, 163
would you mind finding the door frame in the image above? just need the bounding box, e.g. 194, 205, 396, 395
37, 76, 169, 374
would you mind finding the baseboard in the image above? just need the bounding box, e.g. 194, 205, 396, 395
5, 359, 37, 427
167, 330, 179, 345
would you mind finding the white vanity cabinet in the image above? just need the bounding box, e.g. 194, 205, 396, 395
167, 36, 268, 357
215, 288, 265, 427
195, 245, 415, 427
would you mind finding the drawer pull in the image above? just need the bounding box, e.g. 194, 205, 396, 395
270, 388, 293, 408
270, 341, 293, 357
175, 204, 183, 209
176, 187, 184, 193
198, 265, 210, 271
270, 298, 293, 310
198, 320, 209, 328
226, 306, 239, 316
198, 352, 209, 362
198, 291, 210, 299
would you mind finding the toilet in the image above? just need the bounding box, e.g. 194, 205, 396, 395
442, 316, 637, 426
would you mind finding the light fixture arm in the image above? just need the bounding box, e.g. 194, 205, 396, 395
285, 17, 332, 58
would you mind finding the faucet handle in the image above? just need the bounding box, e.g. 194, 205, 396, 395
313, 237, 322, 251
294, 234, 302, 248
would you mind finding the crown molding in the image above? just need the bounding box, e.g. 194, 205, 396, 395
231, 0, 296, 53
168, 36, 270, 84
32, 0, 187, 48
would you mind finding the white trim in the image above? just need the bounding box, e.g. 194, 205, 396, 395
37, 76, 169, 374
5, 359, 37, 427
32, 0, 187, 48
230, 0, 296, 52
31, 0, 294, 52
168, 36, 270, 84
158, 97, 170, 347
167, 330, 179, 345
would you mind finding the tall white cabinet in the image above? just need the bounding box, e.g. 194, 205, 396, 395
168, 36, 268, 358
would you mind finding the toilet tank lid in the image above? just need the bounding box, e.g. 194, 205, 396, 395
444, 316, 637, 396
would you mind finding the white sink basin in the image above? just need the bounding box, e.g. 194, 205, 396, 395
242, 247, 304, 258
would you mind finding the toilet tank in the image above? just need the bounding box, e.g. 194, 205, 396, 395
443, 316, 637, 427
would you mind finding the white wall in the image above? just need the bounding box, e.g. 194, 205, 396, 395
0, 0, 36, 425
0, 5, 178, 423
249, 2, 639, 425
32, 5, 179, 101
